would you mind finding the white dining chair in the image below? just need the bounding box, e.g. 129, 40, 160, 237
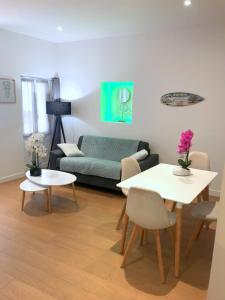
121, 187, 176, 283
186, 201, 218, 256
185, 161, 224, 257
189, 151, 210, 201
116, 157, 141, 230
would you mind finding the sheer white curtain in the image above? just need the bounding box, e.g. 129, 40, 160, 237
36, 81, 49, 133
22, 80, 34, 135
21, 78, 50, 136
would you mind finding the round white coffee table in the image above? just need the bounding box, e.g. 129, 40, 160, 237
26, 169, 77, 212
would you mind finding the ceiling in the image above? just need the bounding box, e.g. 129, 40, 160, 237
0, 0, 224, 43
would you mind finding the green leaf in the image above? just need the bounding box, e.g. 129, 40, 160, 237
178, 159, 185, 167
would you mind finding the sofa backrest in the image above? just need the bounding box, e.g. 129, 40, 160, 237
79, 135, 144, 162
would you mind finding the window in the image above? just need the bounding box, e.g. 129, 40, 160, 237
21, 77, 50, 136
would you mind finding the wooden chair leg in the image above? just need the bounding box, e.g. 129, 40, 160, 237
205, 221, 210, 230
197, 194, 202, 202
121, 224, 139, 268
140, 229, 145, 246
154, 230, 166, 284
120, 214, 129, 255
116, 200, 126, 230
44, 190, 50, 212
21, 191, 25, 211
185, 220, 204, 257
171, 202, 176, 212
195, 221, 204, 240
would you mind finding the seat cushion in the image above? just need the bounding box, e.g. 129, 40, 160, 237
80, 135, 139, 161
192, 202, 217, 220
60, 157, 121, 180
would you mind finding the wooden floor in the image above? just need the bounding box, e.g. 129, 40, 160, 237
0, 179, 217, 300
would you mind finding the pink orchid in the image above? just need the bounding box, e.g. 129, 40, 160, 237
177, 129, 194, 170
177, 129, 194, 154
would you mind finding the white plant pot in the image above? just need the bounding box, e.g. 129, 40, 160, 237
173, 166, 191, 176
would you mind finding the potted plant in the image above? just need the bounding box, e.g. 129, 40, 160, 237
25, 133, 47, 176
173, 129, 194, 176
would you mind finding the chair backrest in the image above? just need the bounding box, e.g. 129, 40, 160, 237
189, 151, 210, 171
208, 163, 225, 219
220, 164, 225, 204
126, 187, 172, 230
121, 157, 141, 195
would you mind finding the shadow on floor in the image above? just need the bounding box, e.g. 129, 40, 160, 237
109, 206, 215, 296
23, 192, 88, 216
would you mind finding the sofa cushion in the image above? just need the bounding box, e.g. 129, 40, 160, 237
57, 143, 85, 157
130, 149, 148, 161
80, 135, 139, 162
60, 157, 121, 180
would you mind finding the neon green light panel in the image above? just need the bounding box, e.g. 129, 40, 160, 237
101, 82, 134, 124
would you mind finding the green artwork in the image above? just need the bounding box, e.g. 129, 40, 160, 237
101, 82, 134, 124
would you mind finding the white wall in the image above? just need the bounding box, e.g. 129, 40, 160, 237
0, 29, 55, 182
56, 24, 225, 193
1, 25, 225, 193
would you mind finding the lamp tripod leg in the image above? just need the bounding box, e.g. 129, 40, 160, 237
59, 117, 66, 143
47, 117, 59, 168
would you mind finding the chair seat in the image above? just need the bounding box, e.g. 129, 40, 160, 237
191, 202, 217, 220
134, 210, 176, 230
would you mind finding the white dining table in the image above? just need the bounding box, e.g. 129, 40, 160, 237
117, 163, 218, 277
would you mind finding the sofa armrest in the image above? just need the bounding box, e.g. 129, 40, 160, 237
49, 149, 65, 170
138, 154, 159, 172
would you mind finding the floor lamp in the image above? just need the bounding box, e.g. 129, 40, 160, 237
46, 100, 71, 168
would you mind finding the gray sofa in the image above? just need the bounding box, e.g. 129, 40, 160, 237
49, 135, 159, 190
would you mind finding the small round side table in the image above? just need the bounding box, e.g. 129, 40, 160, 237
20, 179, 50, 212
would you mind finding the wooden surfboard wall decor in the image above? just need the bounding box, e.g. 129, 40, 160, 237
161, 92, 204, 107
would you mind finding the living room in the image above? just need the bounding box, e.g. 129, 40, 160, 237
0, 0, 224, 299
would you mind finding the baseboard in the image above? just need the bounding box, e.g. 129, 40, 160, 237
0, 172, 25, 183
209, 189, 220, 198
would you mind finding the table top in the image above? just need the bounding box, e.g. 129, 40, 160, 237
117, 163, 218, 204
20, 179, 48, 192
26, 169, 77, 187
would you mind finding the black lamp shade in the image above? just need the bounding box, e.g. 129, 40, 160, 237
46, 101, 71, 116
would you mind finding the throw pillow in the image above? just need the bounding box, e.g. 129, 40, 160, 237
57, 143, 85, 157
130, 149, 148, 161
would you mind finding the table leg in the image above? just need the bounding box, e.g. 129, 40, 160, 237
202, 185, 209, 201
72, 182, 77, 204
175, 203, 183, 277
48, 186, 52, 213
21, 191, 25, 211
